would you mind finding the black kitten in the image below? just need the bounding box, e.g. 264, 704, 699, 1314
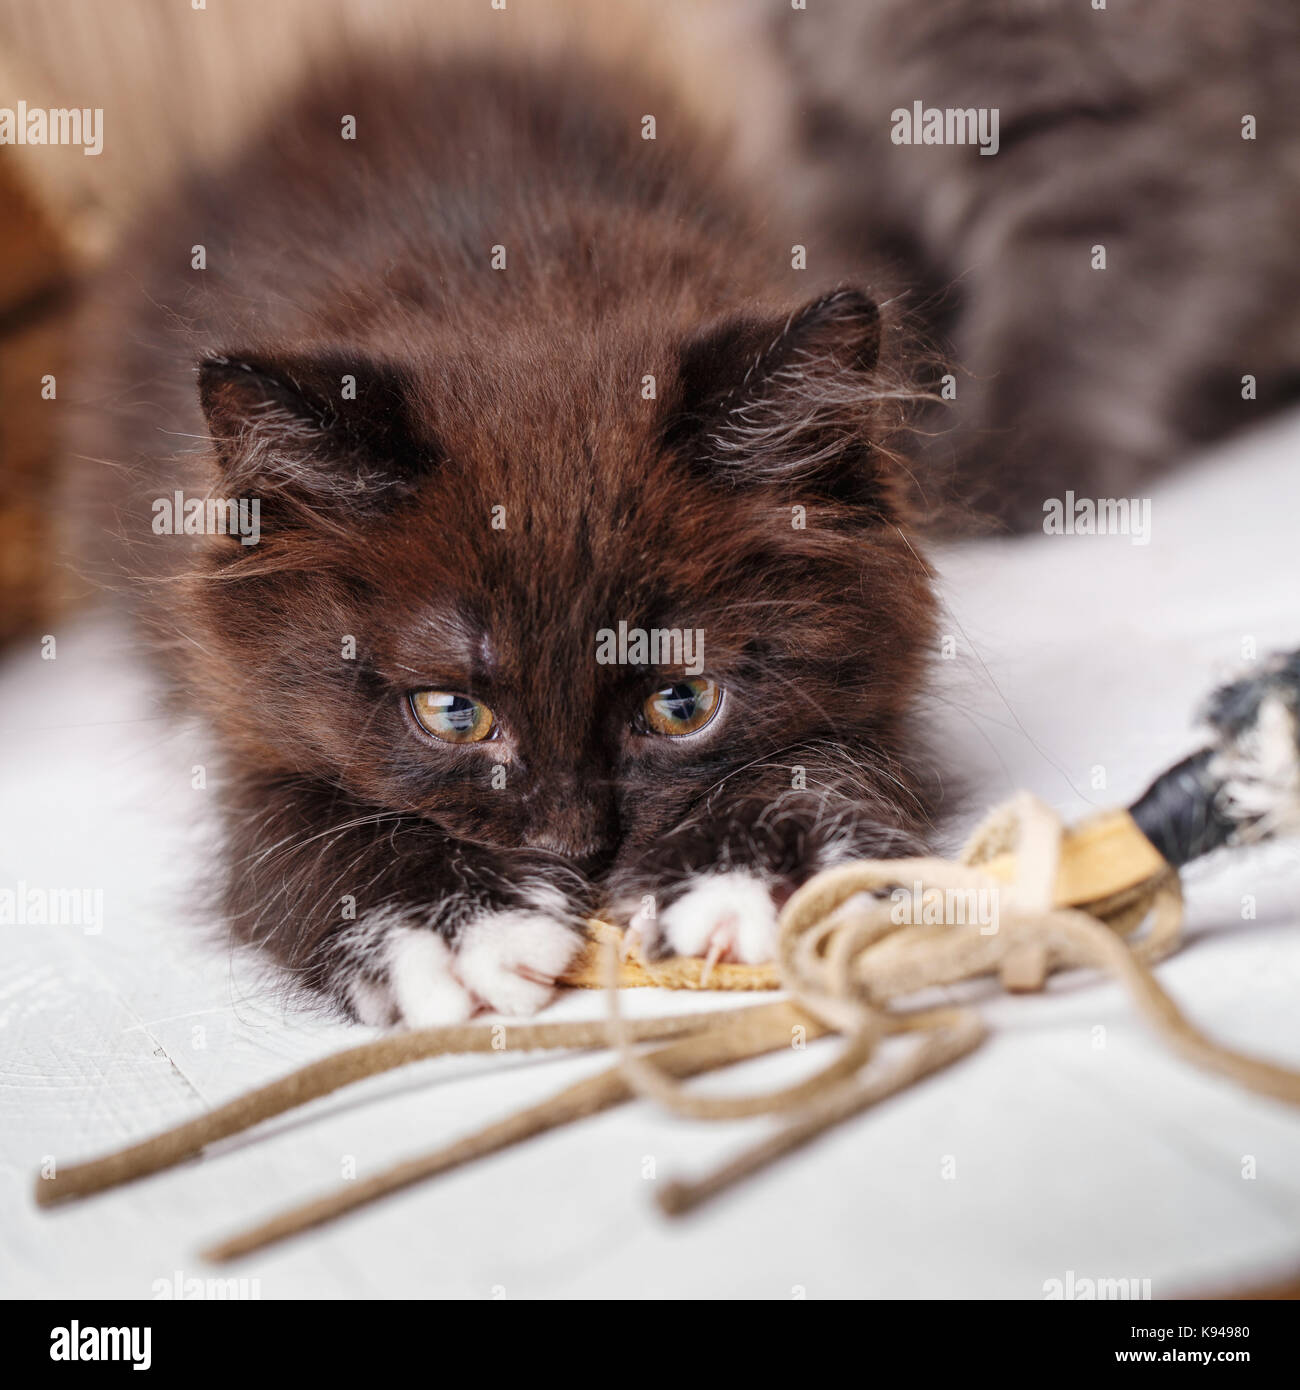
70, 54, 937, 1023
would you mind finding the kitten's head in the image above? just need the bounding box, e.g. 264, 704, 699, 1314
186, 287, 936, 876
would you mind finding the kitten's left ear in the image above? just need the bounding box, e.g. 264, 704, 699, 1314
668, 287, 909, 515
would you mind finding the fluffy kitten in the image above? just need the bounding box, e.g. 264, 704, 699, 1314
70, 56, 937, 1023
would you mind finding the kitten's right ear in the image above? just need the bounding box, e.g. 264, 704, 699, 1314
666, 287, 911, 517
197, 352, 428, 512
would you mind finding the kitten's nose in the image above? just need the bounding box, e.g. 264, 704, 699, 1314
520, 776, 618, 874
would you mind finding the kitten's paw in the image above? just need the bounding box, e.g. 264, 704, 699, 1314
384, 928, 478, 1027
454, 909, 583, 1016
646, 869, 780, 969
347, 901, 582, 1026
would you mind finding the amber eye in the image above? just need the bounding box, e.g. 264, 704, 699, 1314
641, 677, 721, 736
410, 691, 495, 743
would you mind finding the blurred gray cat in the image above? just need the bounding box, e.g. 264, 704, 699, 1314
765, 0, 1300, 530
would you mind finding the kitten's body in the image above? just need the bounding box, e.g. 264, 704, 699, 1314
56, 3, 1300, 1022
73, 57, 936, 1022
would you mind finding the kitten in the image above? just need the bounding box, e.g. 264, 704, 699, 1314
69, 56, 937, 1024
767, 0, 1300, 530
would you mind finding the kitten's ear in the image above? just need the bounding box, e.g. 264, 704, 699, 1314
668, 287, 907, 515
197, 352, 428, 511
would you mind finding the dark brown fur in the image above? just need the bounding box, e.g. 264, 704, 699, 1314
68, 55, 937, 1013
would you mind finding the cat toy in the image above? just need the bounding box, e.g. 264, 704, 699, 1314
35, 650, 1300, 1257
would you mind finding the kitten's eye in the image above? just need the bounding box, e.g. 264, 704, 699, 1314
641, 677, 721, 736
410, 691, 495, 743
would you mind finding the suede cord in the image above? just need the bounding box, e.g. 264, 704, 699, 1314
34, 1010, 742, 1207
202, 1000, 817, 1261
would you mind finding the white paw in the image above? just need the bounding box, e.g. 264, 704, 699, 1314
454, 910, 582, 1016
386, 928, 477, 1026
656, 870, 779, 967
346, 901, 582, 1026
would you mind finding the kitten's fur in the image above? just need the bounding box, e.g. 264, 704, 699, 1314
71, 57, 937, 1022
769, 0, 1300, 529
